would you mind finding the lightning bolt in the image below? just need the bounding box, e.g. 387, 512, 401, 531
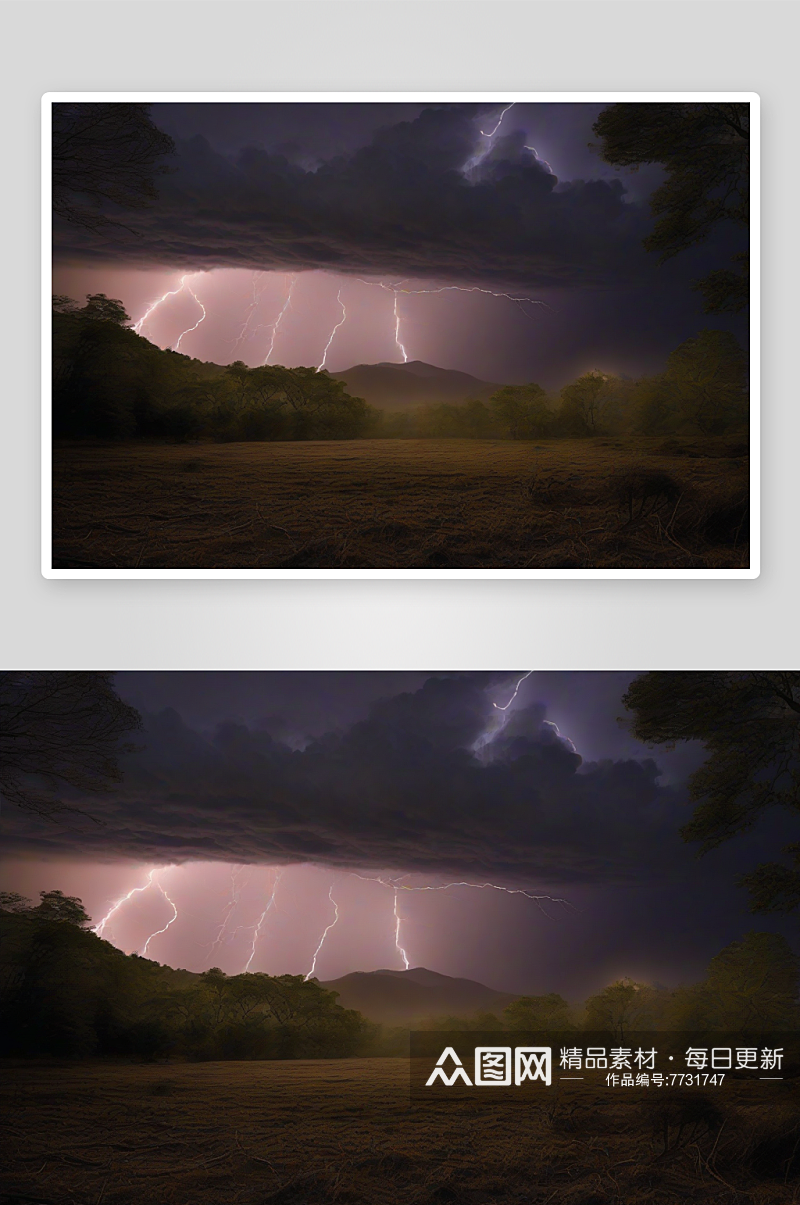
133, 273, 206, 352
316, 288, 347, 372
396, 283, 545, 318
393, 293, 408, 363
264, 274, 296, 364
92, 867, 160, 939
206, 865, 249, 961
133, 283, 187, 337
352, 871, 573, 970
231, 272, 272, 355
493, 670, 534, 711
480, 102, 516, 138
242, 869, 283, 973
304, 883, 340, 980
392, 883, 410, 969
174, 276, 206, 353
140, 870, 179, 957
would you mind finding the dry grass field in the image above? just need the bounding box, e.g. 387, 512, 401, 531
1, 1059, 798, 1205
51, 437, 750, 570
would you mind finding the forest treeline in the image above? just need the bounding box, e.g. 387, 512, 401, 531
1, 893, 796, 1062
53, 295, 749, 443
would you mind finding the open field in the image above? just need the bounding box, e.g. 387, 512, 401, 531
1, 1059, 797, 1204
51, 437, 750, 570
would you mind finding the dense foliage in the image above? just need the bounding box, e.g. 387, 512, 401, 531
53, 296, 375, 442
53, 297, 748, 443
593, 102, 750, 313
0, 671, 142, 818
0, 900, 372, 1061
623, 672, 800, 914
2, 894, 794, 1061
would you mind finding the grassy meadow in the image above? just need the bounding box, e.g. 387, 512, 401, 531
1, 1058, 797, 1204
51, 436, 749, 570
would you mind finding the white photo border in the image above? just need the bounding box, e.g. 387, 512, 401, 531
41, 91, 760, 580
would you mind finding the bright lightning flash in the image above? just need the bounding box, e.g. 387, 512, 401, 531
357, 276, 544, 367
316, 289, 347, 371
393, 883, 410, 969
242, 870, 283, 972
493, 670, 534, 712
206, 865, 249, 960
351, 870, 572, 971
174, 277, 206, 352
264, 274, 297, 364
480, 102, 516, 138
134, 274, 206, 353
141, 871, 179, 957
92, 867, 160, 939
304, 884, 340, 980
231, 273, 272, 354
93, 867, 179, 957
393, 293, 408, 363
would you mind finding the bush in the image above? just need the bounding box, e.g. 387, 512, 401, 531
608, 468, 681, 523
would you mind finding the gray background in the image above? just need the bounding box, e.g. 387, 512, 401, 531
1, 1, 796, 672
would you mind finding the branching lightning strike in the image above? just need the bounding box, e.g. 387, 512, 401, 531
351, 869, 572, 971
141, 874, 179, 957
231, 273, 272, 354
304, 884, 340, 980
242, 870, 284, 973
206, 865, 249, 960
92, 867, 160, 940
134, 274, 207, 353
317, 289, 347, 371
264, 275, 297, 364
357, 276, 544, 366
174, 278, 207, 352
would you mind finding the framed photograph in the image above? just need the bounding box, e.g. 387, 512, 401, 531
42, 93, 758, 578
4, 669, 798, 1199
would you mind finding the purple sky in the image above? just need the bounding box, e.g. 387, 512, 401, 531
3, 673, 794, 1000
52, 101, 747, 389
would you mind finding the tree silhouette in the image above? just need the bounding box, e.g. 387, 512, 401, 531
0, 672, 142, 818
52, 102, 175, 233
593, 103, 750, 312
623, 672, 800, 913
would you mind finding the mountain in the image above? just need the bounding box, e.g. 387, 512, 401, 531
318, 966, 517, 1025
329, 360, 502, 411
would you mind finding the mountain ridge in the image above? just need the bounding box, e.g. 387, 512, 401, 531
318, 965, 518, 1024
328, 360, 502, 411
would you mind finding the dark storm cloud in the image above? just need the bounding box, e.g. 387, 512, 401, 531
4, 677, 690, 884
53, 104, 656, 290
